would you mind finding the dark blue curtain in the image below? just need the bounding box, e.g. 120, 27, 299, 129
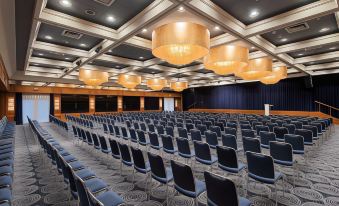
15, 93, 23, 125
49, 94, 54, 120
183, 73, 339, 117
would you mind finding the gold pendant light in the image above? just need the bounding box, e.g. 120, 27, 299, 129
170, 81, 188, 92
117, 74, 142, 89
236, 57, 272, 80
146, 79, 167, 91
79, 68, 108, 86
204, 45, 249, 75
152, 22, 210, 65
260, 66, 287, 85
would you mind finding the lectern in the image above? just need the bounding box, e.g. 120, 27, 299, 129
264, 104, 273, 116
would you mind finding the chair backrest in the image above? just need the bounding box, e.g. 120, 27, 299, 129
205, 131, 218, 147
148, 124, 155, 132
178, 127, 188, 139
171, 160, 195, 193
74, 173, 90, 206
282, 123, 296, 134
87, 189, 104, 206
136, 129, 146, 142
240, 124, 252, 130
226, 122, 237, 129
140, 123, 147, 132
191, 129, 202, 142
295, 129, 313, 144
98, 135, 108, 150
108, 124, 114, 134
291, 121, 303, 129
108, 138, 120, 157
246, 151, 275, 179
186, 123, 194, 133
130, 147, 147, 170
133, 122, 140, 130
221, 134, 238, 150
129, 128, 137, 142
267, 123, 278, 132
114, 125, 120, 136
117, 142, 132, 163
210, 126, 221, 137
92, 133, 100, 147
121, 127, 128, 138
197, 124, 207, 135
156, 125, 165, 135
176, 137, 192, 156
147, 152, 167, 180
85, 131, 93, 144
166, 126, 174, 137
259, 131, 276, 146
216, 146, 238, 169
149, 132, 160, 147
273, 126, 289, 140
215, 122, 224, 131
269, 141, 293, 163
204, 171, 239, 206
225, 127, 237, 137
302, 125, 317, 138
161, 134, 175, 152
193, 141, 212, 161
243, 136, 261, 154
255, 125, 269, 135
284, 134, 304, 152
241, 129, 255, 138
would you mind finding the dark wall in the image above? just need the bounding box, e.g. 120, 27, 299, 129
144, 97, 159, 110
61, 94, 89, 113
123, 96, 140, 111
95, 95, 118, 112
183, 74, 339, 116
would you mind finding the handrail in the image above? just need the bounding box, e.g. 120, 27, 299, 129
187, 102, 197, 109
315, 101, 339, 118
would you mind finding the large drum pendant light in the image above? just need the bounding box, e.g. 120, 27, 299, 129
170, 81, 188, 92
204, 45, 249, 75
237, 57, 272, 80
146, 79, 167, 91
79, 68, 108, 86
260, 66, 287, 84
152, 22, 210, 65
118, 74, 142, 89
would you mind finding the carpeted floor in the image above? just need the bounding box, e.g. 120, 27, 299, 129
11, 123, 339, 206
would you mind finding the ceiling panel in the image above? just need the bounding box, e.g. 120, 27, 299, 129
195, 69, 213, 74
136, 68, 163, 74
106, 44, 154, 60
29, 63, 65, 69
211, 0, 318, 25
88, 59, 127, 69
262, 14, 339, 46
170, 73, 189, 78
288, 42, 339, 58
159, 61, 201, 69
37, 23, 103, 51
31, 49, 79, 62
303, 58, 339, 66
46, 0, 154, 30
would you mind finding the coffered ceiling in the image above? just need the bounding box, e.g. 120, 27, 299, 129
13, 0, 339, 91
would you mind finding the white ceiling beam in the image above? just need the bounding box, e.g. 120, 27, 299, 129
26, 66, 63, 74
32, 41, 89, 58
294, 51, 339, 64
312, 68, 339, 75
29, 57, 74, 68
210, 33, 238, 47
305, 62, 339, 71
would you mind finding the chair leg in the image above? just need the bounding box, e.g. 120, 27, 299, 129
275, 183, 278, 206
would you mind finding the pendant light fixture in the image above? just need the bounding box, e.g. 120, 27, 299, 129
117, 74, 142, 89
170, 81, 188, 92
152, 22, 210, 65
79, 68, 108, 86
260, 66, 287, 84
204, 45, 249, 75
236, 57, 272, 80
146, 78, 167, 91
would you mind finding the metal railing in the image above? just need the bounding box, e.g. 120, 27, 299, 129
315, 101, 339, 118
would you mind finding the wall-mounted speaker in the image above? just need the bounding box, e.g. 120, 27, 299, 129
76, 60, 82, 66
304, 75, 313, 88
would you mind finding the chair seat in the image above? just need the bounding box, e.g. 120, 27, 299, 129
175, 179, 206, 198
274, 159, 293, 166
101, 148, 111, 154
152, 168, 173, 184
260, 143, 270, 149
135, 163, 151, 174
0, 176, 12, 186
275, 138, 284, 142
96, 191, 124, 206
293, 149, 304, 154
0, 159, 13, 167
139, 140, 150, 146
163, 148, 177, 154
218, 162, 246, 174
249, 171, 282, 184
59, 150, 71, 156
85, 178, 108, 193
0, 188, 11, 202
0, 166, 12, 175
0, 145, 12, 150
75, 169, 96, 180
0, 154, 13, 161
150, 145, 162, 150
63, 155, 77, 162
69, 161, 85, 171
239, 197, 252, 206
196, 155, 217, 165
178, 151, 195, 158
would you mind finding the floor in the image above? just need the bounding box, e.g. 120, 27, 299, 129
11, 123, 339, 206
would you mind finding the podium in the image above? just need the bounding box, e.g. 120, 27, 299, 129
264, 104, 273, 116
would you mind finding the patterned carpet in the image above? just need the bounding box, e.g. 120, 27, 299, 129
11, 123, 339, 206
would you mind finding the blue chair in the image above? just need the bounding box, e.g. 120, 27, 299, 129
186, 123, 194, 134
267, 123, 278, 132
282, 123, 296, 134
156, 125, 165, 135
221, 134, 240, 152
166, 126, 174, 137
241, 129, 255, 138
259, 131, 276, 149
148, 124, 155, 133
255, 125, 269, 136
193, 141, 217, 168
148, 132, 162, 152
108, 138, 120, 160
216, 146, 245, 176
196, 124, 207, 136
295, 129, 314, 146
117, 142, 133, 176
204, 171, 251, 206
147, 152, 173, 205
130, 147, 151, 186
225, 127, 237, 137
240, 124, 252, 130
205, 131, 219, 149
178, 127, 189, 139
171, 160, 206, 206
129, 128, 138, 144
210, 126, 221, 138
161, 135, 177, 156
121, 127, 129, 141
273, 126, 288, 141
176, 137, 195, 163
284, 134, 305, 155
242, 137, 261, 154
246, 151, 284, 205
136, 130, 150, 148
190, 129, 202, 142
87, 188, 124, 206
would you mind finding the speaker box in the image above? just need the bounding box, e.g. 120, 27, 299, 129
304, 75, 313, 88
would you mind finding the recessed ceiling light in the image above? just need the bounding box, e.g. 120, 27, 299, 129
116, 65, 120, 68
59, 0, 72, 7
38, 53, 44, 56
251, 46, 255, 49
139, 56, 144, 59
65, 57, 70, 60
214, 26, 220, 31
281, 38, 288, 42
45, 35, 53, 40
249, 10, 259, 18
106, 15, 115, 22
298, 53, 303, 56
178, 6, 185, 12
319, 27, 330, 33
142, 28, 148, 33
79, 43, 87, 47
329, 47, 336, 50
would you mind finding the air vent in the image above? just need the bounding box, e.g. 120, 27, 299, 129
285, 22, 309, 33
93, 0, 115, 6
62, 30, 83, 39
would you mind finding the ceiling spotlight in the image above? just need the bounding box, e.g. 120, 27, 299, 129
45, 35, 53, 40
281, 38, 288, 42
178, 6, 185, 12
142, 28, 148, 33
79, 43, 87, 47
319, 27, 330, 33
249, 10, 259, 18
251, 46, 255, 49
59, 0, 72, 7
139, 56, 144, 59
298, 53, 303, 56
106, 15, 115, 22
329, 47, 336, 50
214, 26, 220, 31
116, 65, 120, 68
65, 57, 70, 60
38, 53, 44, 56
